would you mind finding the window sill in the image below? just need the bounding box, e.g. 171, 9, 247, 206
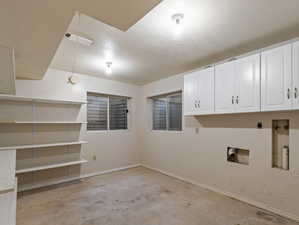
87, 129, 131, 134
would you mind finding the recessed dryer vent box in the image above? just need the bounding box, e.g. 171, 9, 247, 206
272, 120, 289, 170
227, 147, 249, 165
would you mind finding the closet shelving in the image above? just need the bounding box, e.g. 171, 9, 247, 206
0, 141, 87, 151
0, 94, 87, 105
0, 121, 87, 124
0, 94, 88, 190
16, 159, 88, 174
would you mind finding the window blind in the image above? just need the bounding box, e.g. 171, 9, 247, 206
152, 98, 167, 130
152, 92, 182, 131
168, 94, 182, 131
109, 96, 128, 130
87, 94, 108, 130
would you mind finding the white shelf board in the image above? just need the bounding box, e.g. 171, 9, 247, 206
0, 121, 87, 124
0, 182, 15, 194
0, 94, 86, 105
16, 159, 88, 174
0, 141, 87, 151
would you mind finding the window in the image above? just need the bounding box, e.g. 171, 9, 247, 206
152, 92, 182, 131
87, 93, 128, 131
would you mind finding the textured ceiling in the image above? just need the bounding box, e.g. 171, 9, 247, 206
0, 0, 161, 80
50, 0, 299, 85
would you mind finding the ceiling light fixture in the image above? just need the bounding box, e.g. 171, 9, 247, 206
171, 13, 184, 36
65, 33, 94, 46
105, 62, 112, 74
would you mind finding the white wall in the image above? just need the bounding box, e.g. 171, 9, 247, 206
140, 73, 299, 220
16, 68, 141, 178
14, 67, 299, 220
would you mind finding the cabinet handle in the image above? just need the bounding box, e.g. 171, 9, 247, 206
198, 100, 200, 108
236, 96, 239, 104
232, 96, 234, 104
295, 88, 298, 99
287, 88, 291, 99
194, 100, 197, 108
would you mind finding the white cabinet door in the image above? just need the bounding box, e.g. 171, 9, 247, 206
235, 54, 260, 112
261, 44, 292, 111
215, 61, 235, 113
0, 45, 15, 95
197, 67, 214, 114
184, 72, 199, 115
292, 41, 299, 109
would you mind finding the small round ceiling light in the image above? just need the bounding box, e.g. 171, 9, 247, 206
172, 13, 184, 25
105, 62, 113, 74
171, 13, 184, 36
68, 75, 79, 85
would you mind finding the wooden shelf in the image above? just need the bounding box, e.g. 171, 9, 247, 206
16, 159, 88, 174
0, 121, 87, 124
0, 94, 86, 105
0, 141, 87, 151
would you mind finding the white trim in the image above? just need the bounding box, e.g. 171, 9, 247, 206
80, 164, 141, 179
18, 164, 141, 192
141, 164, 299, 222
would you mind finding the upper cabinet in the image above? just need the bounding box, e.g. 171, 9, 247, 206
0, 45, 15, 95
215, 54, 260, 114
261, 44, 292, 111
235, 54, 260, 112
183, 39, 299, 116
292, 41, 299, 109
215, 61, 235, 113
184, 67, 214, 115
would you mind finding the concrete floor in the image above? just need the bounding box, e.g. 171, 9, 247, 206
17, 167, 299, 225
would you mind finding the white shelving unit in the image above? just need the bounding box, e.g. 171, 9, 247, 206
0, 94, 88, 193
16, 159, 88, 174
0, 94, 86, 105
0, 141, 87, 151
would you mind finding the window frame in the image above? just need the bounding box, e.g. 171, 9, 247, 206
151, 91, 183, 132
87, 92, 130, 132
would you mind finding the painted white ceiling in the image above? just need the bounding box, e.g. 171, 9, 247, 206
0, 0, 161, 80
51, 0, 299, 85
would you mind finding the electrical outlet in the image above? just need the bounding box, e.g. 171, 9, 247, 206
93, 155, 97, 161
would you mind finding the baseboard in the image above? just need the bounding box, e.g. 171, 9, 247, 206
18, 164, 141, 192
80, 164, 141, 179
141, 164, 299, 222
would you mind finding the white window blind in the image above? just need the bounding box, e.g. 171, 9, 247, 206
87, 93, 128, 131
109, 96, 128, 130
87, 94, 108, 130
152, 92, 182, 131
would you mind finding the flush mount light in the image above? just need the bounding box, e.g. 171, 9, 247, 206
65, 33, 94, 46
68, 75, 79, 85
105, 62, 112, 74
172, 13, 184, 25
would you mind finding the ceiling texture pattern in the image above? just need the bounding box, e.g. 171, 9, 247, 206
0, 0, 161, 80
2, 0, 299, 85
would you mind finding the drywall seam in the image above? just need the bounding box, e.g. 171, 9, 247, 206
18, 164, 141, 192
141, 164, 299, 222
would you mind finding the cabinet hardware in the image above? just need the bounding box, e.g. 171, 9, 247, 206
197, 100, 200, 108
287, 88, 291, 99
295, 87, 298, 99
236, 96, 239, 104
194, 100, 197, 108
232, 96, 234, 104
